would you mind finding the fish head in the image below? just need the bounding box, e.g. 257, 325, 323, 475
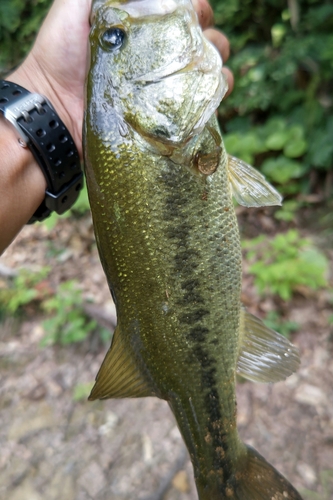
88, 0, 227, 151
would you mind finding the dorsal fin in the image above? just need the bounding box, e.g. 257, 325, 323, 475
237, 309, 300, 383
228, 155, 283, 207
88, 327, 156, 400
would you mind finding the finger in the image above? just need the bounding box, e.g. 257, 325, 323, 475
192, 0, 214, 29
222, 67, 234, 97
204, 28, 230, 63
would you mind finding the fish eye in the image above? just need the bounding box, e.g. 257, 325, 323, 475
101, 28, 126, 50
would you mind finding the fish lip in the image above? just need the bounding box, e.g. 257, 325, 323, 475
133, 55, 192, 85
90, 0, 183, 25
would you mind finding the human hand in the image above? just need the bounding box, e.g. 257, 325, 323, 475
0, 0, 234, 254
9, 0, 233, 159
9, 0, 92, 158
193, 0, 234, 97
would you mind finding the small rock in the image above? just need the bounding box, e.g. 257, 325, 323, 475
25, 383, 47, 401
8, 479, 43, 500
313, 347, 329, 367
142, 433, 153, 464
57, 249, 73, 262
8, 402, 55, 441
48, 470, 76, 500
237, 410, 249, 426
284, 373, 299, 389
30, 324, 45, 343
78, 462, 106, 498
296, 462, 317, 486
98, 411, 119, 436
172, 470, 190, 493
295, 384, 326, 407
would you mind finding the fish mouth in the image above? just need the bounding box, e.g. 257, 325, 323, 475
125, 2, 226, 147
90, 0, 227, 148
92, 0, 179, 21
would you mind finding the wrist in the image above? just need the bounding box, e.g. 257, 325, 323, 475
0, 118, 46, 254
1, 78, 83, 225
8, 55, 77, 151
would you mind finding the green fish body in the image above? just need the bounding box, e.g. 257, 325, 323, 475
84, 1, 303, 498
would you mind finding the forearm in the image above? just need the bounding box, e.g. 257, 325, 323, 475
0, 61, 79, 255
0, 118, 46, 255
0, 0, 231, 256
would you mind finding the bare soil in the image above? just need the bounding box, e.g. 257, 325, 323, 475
1, 207, 332, 500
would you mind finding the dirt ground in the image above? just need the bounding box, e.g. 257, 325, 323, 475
0, 207, 333, 500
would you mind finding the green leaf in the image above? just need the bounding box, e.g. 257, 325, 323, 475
274, 200, 301, 222
271, 23, 287, 48
71, 184, 90, 215
245, 230, 328, 300
261, 156, 304, 184
284, 139, 308, 158
42, 212, 61, 231
265, 131, 289, 151
0, 0, 25, 32
73, 383, 94, 402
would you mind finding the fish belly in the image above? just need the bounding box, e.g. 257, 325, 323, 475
85, 119, 303, 500
85, 126, 244, 491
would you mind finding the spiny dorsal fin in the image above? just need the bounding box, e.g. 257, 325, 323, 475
237, 309, 300, 383
88, 327, 155, 400
228, 154, 283, 207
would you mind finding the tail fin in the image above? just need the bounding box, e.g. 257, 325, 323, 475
228, 445, 303, 500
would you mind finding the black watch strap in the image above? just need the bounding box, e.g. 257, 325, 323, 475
0, 80, 83, 224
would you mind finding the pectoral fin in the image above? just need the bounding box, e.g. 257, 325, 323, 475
89, 327, 155, 400
237, 309, 300, 383
228, 155, 282, 207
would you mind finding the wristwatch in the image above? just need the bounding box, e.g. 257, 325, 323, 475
0, 79, 83, 224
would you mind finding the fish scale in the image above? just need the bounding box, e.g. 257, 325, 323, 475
87, 119, 243, 481
84, 1, 303, 498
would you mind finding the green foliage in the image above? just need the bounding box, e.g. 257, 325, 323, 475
42, 211, 69, 231
72, 382, 94, 402
71, 183, 91, 214
263, 310, 299, 339
41, 280, 98, 346
212, 0, 333, 192
42, 183, 90, 230
224, 117, 307, 192
243, 230, 328, 300
0, 267, 50, 317
0, 268, 110, 347
274, 200, 301, 222
2, 0, 332, 200
0, 0, 52, 73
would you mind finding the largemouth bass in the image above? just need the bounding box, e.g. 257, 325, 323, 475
84, 1, 303, 498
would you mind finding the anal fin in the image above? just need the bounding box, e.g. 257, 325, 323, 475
228, 154, 283, 207
237, 309, 300, 383
89, 327, 155, 400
